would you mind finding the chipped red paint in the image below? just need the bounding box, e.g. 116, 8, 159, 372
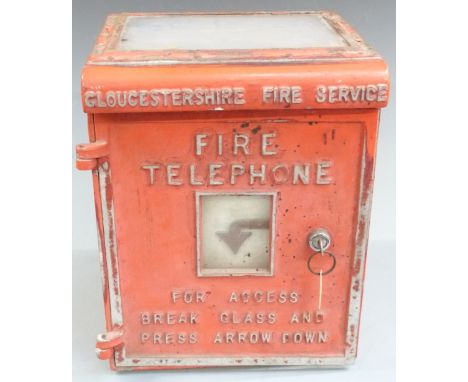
76, 11, 389, 370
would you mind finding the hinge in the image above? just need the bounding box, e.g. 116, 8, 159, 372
76, 140, 109, 171
95, 330, 123, 360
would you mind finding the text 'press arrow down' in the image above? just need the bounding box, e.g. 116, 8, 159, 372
216, 219, 269, 254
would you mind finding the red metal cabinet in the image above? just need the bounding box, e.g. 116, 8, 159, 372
77, 12, 389, 371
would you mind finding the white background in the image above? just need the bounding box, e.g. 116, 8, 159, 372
72, 1, 394, 380
1, 1, 467, 382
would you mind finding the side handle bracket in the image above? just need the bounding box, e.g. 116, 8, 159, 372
76, 140, 109, 171
95, 330, 123, 360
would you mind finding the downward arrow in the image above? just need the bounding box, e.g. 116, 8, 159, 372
216, 219, 269, 254
216, 230, 252, 254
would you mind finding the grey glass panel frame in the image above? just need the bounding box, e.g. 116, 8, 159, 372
196, 192, 277, 277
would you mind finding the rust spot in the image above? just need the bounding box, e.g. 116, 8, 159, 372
116, 348, 124, 362
353, 257, 362, 275
240, 122, 249, 128
251, 126, 261, 134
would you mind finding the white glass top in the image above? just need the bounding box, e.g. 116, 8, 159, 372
116, 14, 348, 51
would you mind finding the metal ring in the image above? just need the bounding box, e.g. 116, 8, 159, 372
307, 252, 336, 276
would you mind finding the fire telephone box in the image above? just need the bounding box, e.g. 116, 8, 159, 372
77, 12, 389, 371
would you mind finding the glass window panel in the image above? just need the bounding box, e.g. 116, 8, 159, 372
117, 14, 348, 51
198, 193, 275, 276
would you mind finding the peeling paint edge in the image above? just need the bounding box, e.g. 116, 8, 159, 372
98, 162, 123, 327
116, 355, 349, 368
344, 125, 370, 361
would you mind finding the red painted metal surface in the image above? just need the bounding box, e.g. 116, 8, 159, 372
77, 11, 389, 371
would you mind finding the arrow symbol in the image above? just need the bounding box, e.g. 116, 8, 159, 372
216, 219, 269, 254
